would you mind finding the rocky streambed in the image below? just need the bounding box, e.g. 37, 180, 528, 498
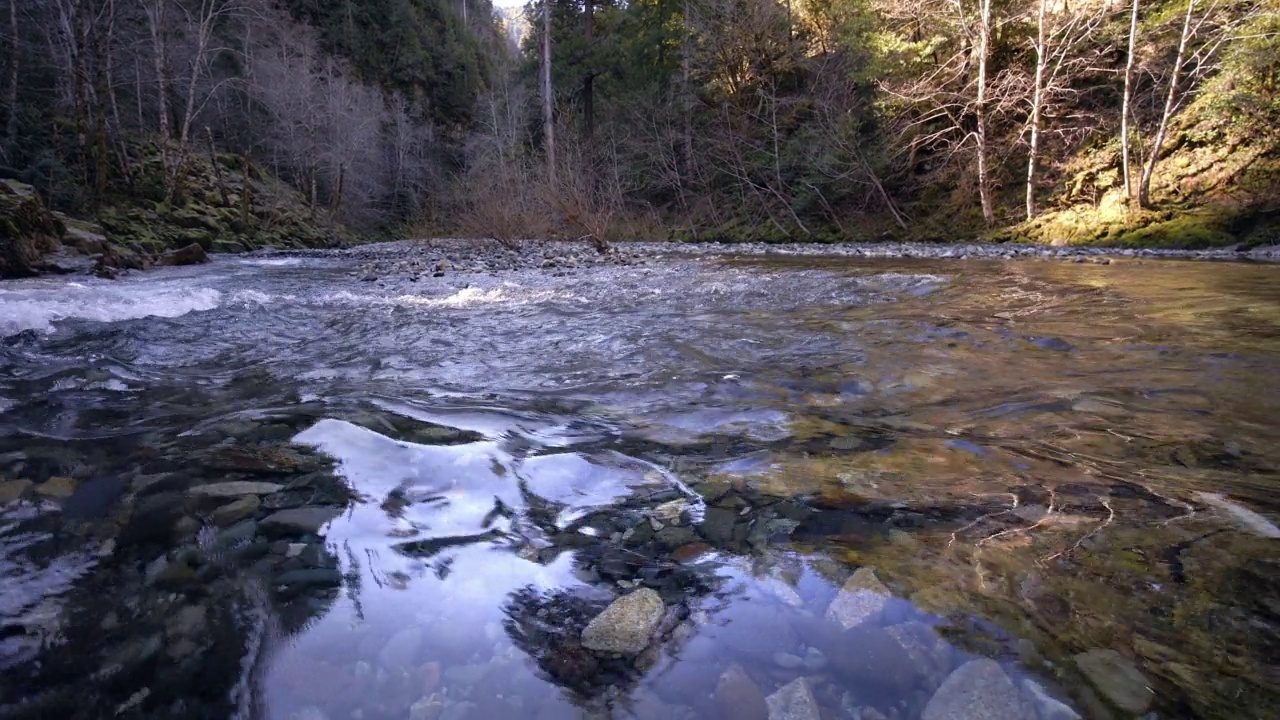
1, 248, 1278, 720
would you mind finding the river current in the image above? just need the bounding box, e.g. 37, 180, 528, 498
0, 249, 1277, 720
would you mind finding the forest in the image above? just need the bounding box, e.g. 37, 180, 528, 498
1, 0, 1278, 254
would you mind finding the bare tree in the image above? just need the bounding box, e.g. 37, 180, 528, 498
974, 0, 995, 225
541, 0, 555, 186
4, 0, 19, 147
1136, 0, 1240, 207
1025, 0, 1106, 219
1120, 0, 1140, 203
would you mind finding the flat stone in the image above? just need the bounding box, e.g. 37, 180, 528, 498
1074, 649, 1154, 713
922, 658, 1036, 720
765, 677, 821, 720
825, 567, 891, 629
260, 506, 341, 536
0, 479, 32, 503
190, 481, 284, 498
212, 495, 261, 526
715, 663, 767, 720
580, 588, 665, 655
35, 476, 77, 499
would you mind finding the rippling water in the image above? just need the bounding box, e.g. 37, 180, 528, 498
1, 250, 1277, 720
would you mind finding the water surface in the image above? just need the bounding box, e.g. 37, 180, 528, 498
1, 251, 1277, 720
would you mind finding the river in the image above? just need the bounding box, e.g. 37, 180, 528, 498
1, 249, 1277, 720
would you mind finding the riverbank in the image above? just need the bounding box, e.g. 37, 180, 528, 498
276, 238, 1280, 285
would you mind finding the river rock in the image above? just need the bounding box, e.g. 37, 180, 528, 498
260, 506, 341, 536
0, 478, 31, 503
825, 567, 891, 629
212, 495, 261, 526
1020, 679, 1081, 720
160, 242, 209, 266
1073, 649, 1153, 713
825, 625, 926, 697
714, 663, 767, 720
580, 588, 665, 655
35, 476, 78, 499
921, 658, 1035, 720
765, 677, 821, 720
699, 507, 738, 544
717, 604, 801, 661
190, 481, 284, 498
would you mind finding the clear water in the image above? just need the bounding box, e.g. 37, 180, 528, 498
1, 250, 1277, 720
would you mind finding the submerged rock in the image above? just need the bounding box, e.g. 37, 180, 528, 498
580, 588, 665, 655
379, 627, 424, 672
0, 478, 32, 504
825, 567, 891, 629
211, 495, 261, 526
921, 658, 1035, 720
35, 476, 78, 499
765, 677, 821, 720
715, 663, 768, 720
260, 506, 341, 536
1020, 679, 1081, 720
825, 625, 926, 697
1073, 649, 1153, 714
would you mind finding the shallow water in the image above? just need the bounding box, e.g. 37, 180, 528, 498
1, 251, 1278, 720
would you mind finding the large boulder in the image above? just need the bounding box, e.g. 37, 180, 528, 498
160, 242, 210, 266
0, 180, 65, 278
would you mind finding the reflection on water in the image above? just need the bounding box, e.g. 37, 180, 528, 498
0, 254, 1277, 720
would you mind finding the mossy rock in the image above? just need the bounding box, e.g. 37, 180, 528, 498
1, 181, 65, 278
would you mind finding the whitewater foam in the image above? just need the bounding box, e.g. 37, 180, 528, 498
0, 280, 222, 336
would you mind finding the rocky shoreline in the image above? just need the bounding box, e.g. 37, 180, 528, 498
259, 238, 1280, 283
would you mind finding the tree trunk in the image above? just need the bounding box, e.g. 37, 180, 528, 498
5, 0, 18, 145
975, 0, 995, 226
1139, 0, 1195, 207
1026, 0, 1048, 220
145, 0, 173, 193
542, 0, 556, 186
1121, 0, 1141, 206
583, 0, 594, 140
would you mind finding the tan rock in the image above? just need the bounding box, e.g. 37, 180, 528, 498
35, 476, 77, 499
